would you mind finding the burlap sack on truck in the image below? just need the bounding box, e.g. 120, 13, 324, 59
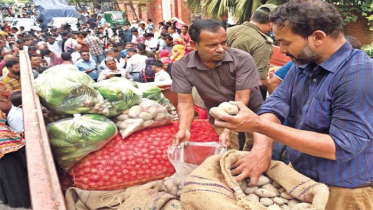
181, 150, 329, 210
65, 180, 181, 210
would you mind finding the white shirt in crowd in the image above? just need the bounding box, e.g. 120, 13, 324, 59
126, 54, 148, 73
171, 33, 180, 40
7, 105, 24, 133
154, 70, 171, 82
145, 37, 158, 51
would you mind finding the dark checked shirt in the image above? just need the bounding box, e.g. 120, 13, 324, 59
259, 42, 373, 188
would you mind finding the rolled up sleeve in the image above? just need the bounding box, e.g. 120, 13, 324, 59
329, 64, 373, 162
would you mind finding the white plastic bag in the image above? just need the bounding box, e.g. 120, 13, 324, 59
163, 142, 227, 196
115, 99, 173, 139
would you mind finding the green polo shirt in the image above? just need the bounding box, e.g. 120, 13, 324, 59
227, 22, 273, 80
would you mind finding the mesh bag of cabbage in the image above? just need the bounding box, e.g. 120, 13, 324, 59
181, 150, 329, 210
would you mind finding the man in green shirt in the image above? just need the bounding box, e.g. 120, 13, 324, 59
227, 4, 277, 100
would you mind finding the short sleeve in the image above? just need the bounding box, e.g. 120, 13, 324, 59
171, 62, 193, 94
274, 61, 294, 81
234, 53, 262, 91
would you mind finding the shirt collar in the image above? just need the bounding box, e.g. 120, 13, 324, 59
186, 49, 234, 70
298, 41, 353, 74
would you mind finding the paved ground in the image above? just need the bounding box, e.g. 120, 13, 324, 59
0, 202, 30, 210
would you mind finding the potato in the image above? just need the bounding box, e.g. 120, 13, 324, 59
291, 203, 314, 210
260, 198, 274, 206
143, 120, 154, 127
147, 106, 158, 118
139, 112, 153, 120
218, 102, 239, 115
279, 188, 286, 193
155, 113, 165, 121
267, 204, 282, 210
281, 204, 290, 210
118, 121, 128, 129
122, 109, 129, 114
272, 197, 288, 206
262, 183, 280, 195
273, 181, 281, 188
209, 107, 226, 119
280, 192, 293, 200
116, 121, 122, 127
255, 189, 277, 198
239, 179, 248, 191
244, 186, 258, 195
257, 175, 271, 186
246, 194, 259, 202
117, 114, 129, 121
287, 199, 300, 208
128, 106, 142, 118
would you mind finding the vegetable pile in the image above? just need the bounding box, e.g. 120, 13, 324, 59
115, 99, 173, 138
35, 65, 108, 115
239, 175, 313, 210
137, 83, 178, 118
70, 120, 219, 190
48, 114, 118, 172
92, 77, 142, 117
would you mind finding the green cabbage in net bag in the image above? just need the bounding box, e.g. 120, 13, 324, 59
35, 65, 109, 115
92, 77, 142, 117
48, 114, 118, 172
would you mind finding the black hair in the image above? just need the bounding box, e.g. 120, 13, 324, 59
168, 26, 176, 31
189, 19, 225, 43
111, 47, 119, 53
150, 60, 163, 68
5, 59, 19, 68
10, 91, 22, 107
165, 36, 173, 41
16, 40, 24, 44
131, 28, 138, 33
82, 31, 88, 38
163, 25, 169, 30
137, 43, 146, 51
11, 27, 18, 31
144, 33, 154, 38
1, 26, 6, 31
127, 48, 137, 53
28, 46, 38, 52
181, 25, 189, 30
159, 22, 165, 26
61, 52, 72, 61
251, 10, 271, 24
270, 0, 343, 39
40, 49, 52, 57
147, 19, 152, 22
80, 50, 89, 54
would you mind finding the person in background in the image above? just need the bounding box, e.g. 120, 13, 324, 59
121, 24, 133, 49
82, 31, 105, 64
63, 33, 77, 53
180, 25, 191, 44
75, 50, 98, 81
7, 91, 23, 133
0, 60, 21, 91
0, 54, 14, 75
131, 28, 144, 44
171, 44, 185, 62
97, 57, 131, 81
71, 44, 83, 63
126, 48, 148, 82
0, 83, 12, 114
60, 52, 73, 65
98, 48, 124, 71
144, 33, 158, 52
47, 36, 62, 54
40, 49, 63, 67
138, 22, 146, 36
146, 19, 155, 34
151, 60, 171, 82
137, 43, 155, 58
168, 26, 180, 40
30, 54, 47, 74
98, 16, 106, 26
158, 22, 165, 32
227, 4, 278, 101
164, 36, 174, 54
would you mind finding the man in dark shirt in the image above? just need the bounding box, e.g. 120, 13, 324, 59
87, 14, 98, 30
121, 24, 132, 49
164, 36, 174, 54
213, 1, 373, 209
172, 19, 263, 151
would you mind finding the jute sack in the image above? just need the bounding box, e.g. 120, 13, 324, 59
65, 180, 181, 210
181, 150, 329, 210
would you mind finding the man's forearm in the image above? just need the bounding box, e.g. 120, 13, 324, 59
177, 102, 195, 131
256, 113, 336, 160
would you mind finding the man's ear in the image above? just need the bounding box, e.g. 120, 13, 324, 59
190, 40, 198, 51
310, 30, 326, 47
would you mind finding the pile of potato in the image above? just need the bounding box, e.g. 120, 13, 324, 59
239, 175, 314, 210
